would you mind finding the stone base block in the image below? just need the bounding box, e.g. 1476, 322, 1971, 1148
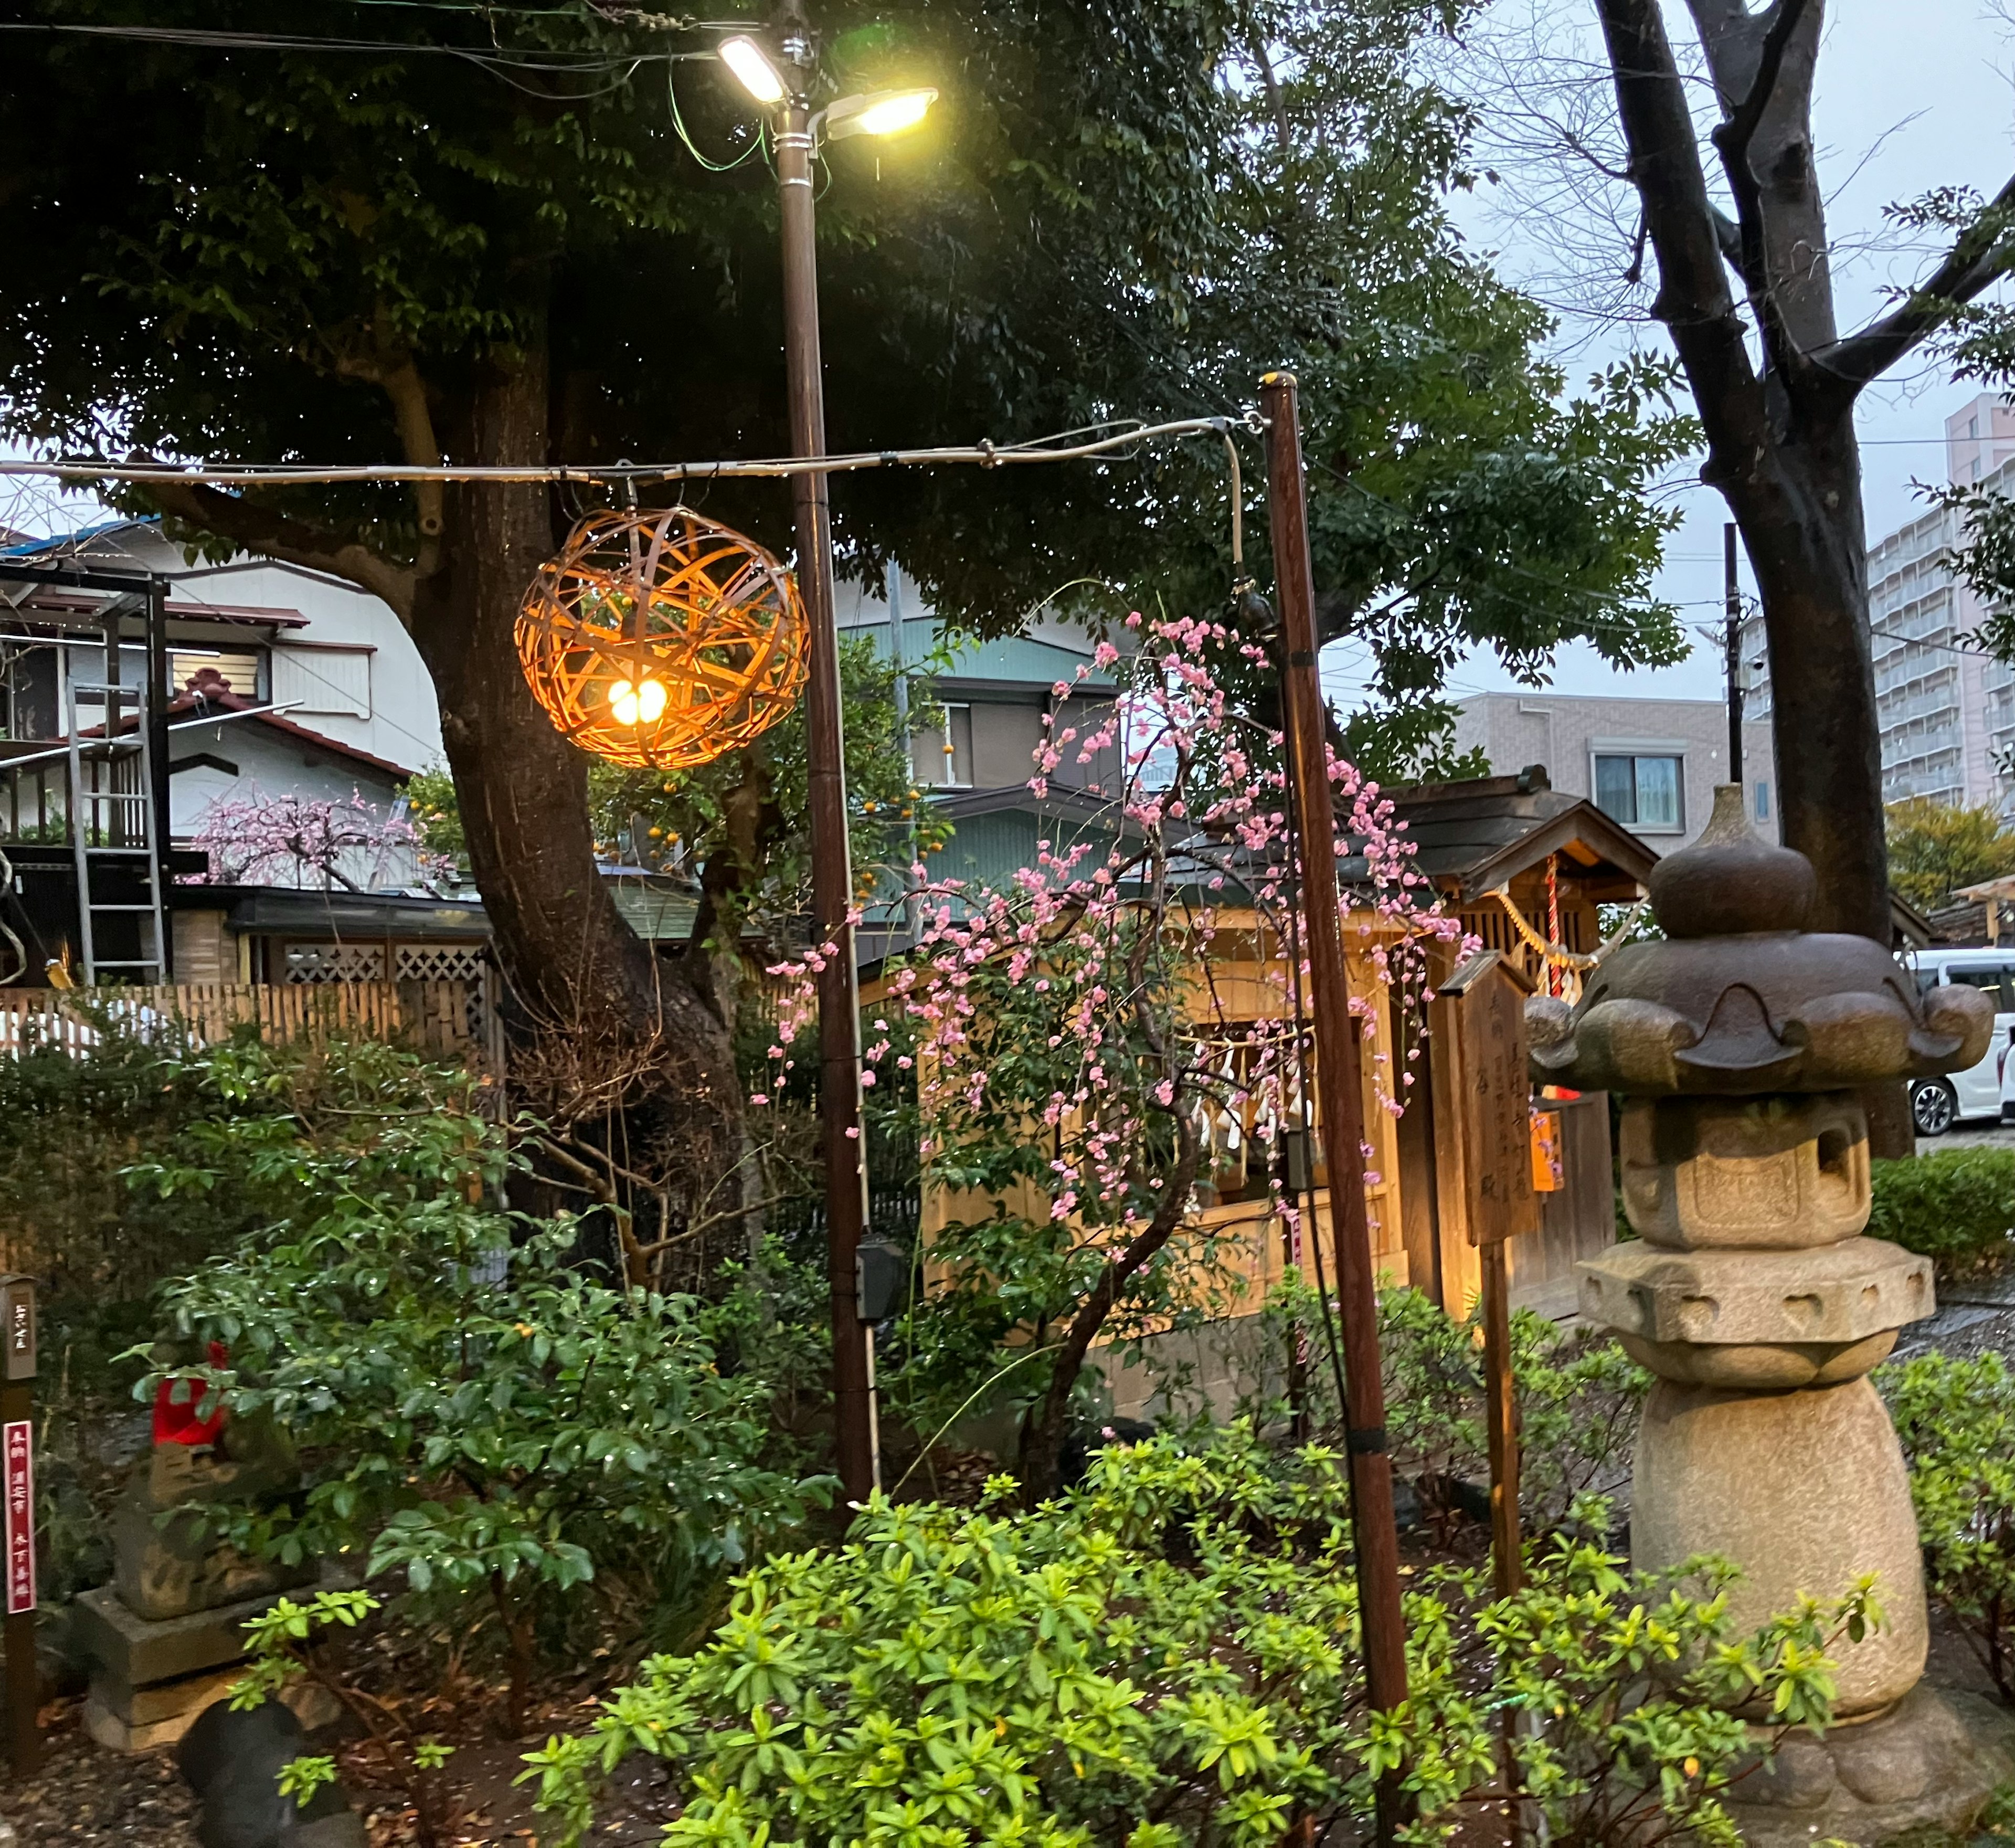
72, 1583, 284, 1690
83, 1675, 342, 1753
92, 1661, 242, 1728
1726, 1683, 2015, 1846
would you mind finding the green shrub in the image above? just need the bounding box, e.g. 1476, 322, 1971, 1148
523, 1429, 1868, 1848
1244, 1283, 1648, 1534
1882, 1351, 2015, 1698
1869, 1149, 2015, 1275
134, 1037, 830, 1727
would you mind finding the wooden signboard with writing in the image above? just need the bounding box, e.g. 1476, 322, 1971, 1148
1439, 951, 1542, 1247
1437, 951, 1540, 1599
0, 1275, 33, 1772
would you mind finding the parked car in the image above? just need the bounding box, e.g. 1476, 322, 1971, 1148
1908, 948, 2015, 1135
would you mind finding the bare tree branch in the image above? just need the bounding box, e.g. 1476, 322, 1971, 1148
1706, 0, 1812, 376
1714, 0, 1810, 170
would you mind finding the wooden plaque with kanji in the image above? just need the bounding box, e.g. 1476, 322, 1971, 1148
1441, 950, 1540, 1247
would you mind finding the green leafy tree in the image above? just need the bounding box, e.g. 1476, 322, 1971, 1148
522, 1428, 1870, 1848
132, 1038, 829, 1731
1883, 796, 2015, 911
0, 0, 1691, 1222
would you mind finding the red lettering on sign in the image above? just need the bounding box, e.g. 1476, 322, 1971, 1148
4, 1421, 33, 1615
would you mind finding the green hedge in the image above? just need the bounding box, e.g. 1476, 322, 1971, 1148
1870, 1148, 2015, 1275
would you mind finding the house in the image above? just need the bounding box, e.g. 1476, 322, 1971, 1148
1, 517, 442, 797
1452, 691, 1778, 847
0, 518, 451, 979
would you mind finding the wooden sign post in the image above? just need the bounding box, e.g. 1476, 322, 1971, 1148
1439, 953, 1541, 1600
0, 1273, 36, 1775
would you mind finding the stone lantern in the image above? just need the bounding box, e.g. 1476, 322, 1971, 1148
1530, 785, 2011, 1842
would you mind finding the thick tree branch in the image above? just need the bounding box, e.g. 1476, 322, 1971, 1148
1704, 0, 1809, 377
141, 478, 417, 624
1706, 206, 1750, 285
1813, 170, 2015, 392
1715, 0, 1809, 170
331, 341, 446, 573
1595, 0, 1772, 486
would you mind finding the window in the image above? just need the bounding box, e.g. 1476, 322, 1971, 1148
1592, 753, 1683, 831
915, 702, 973, 788
273, 645, 371, 719
169, 649, 265, 702
1944, 963, 2015, 1013
1970, 415, 1981, 439
1754, 779, 1770, 821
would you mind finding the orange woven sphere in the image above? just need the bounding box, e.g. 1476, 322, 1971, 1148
515, 506, 809, 769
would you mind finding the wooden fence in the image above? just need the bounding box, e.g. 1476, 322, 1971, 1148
0, 981, 477, 1061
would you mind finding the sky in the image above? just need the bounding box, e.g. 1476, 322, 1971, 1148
1323, 0, 2015, 712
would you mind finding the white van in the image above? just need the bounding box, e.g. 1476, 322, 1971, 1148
1907, 947, 2015, 1134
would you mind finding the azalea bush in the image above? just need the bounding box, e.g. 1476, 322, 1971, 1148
524, 1428, 1868, 1848
1883, 1350, 2015, 1698
763, 608, 1458, 1498
1238, 1283, 1648, 1537
134, 1039, 829, 1729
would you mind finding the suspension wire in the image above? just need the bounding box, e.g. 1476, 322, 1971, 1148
0, 413, 1265, 490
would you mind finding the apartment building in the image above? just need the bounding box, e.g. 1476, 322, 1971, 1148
1740, 392, 2015, 815
1451, 692, 1778, 850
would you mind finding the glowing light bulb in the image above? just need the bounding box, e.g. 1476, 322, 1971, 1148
854, 90, 934, 136
611, 679, 669, 726
719, 35, 786, 104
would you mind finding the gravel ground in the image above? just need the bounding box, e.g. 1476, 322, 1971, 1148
0, 1704, 197, 1848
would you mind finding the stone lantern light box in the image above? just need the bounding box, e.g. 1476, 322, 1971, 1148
1530, 784, 2013, 1843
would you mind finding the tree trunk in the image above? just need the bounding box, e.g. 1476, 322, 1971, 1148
405, 342, 746, 1265
1711, 407, 1886, 943
1590, 0, 1958, 1153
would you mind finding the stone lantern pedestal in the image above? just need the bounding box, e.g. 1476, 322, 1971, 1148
1532, 786, 2015, 1844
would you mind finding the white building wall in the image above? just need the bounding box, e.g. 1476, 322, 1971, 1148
1451, 692, 1777, 850
67, 523, 443, 775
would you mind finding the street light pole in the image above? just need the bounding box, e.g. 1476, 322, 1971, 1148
773, 5, 878, 1504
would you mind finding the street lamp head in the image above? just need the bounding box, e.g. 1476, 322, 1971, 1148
823, 86, 938, 141
719, 34, 787, 104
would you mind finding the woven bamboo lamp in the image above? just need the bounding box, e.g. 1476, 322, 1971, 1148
515, 505, 809, 768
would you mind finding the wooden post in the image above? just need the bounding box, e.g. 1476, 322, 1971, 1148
1261, 373, 1412, 1787
1438, 951, 1541, 1600
1478, 1241, 1522, 1599
773, 0, 877, 1504
1, 1274, 38, 1776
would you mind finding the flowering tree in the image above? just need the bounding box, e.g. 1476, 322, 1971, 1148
192, 787, 449, 893
763, 609, 1459, 1500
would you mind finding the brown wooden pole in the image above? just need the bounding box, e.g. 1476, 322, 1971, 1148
775, 9, 876, 1504
1260, 371, 1410, 1760
1479, 1239, 1523, 1600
